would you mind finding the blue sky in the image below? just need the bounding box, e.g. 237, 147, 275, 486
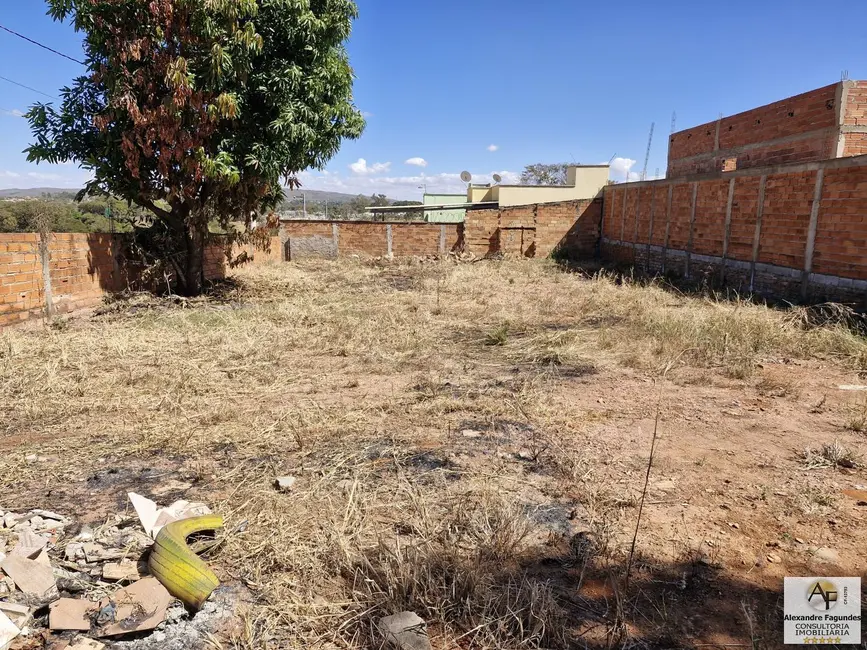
2, 1, 867, 198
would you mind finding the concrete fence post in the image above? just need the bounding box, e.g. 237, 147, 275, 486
801, 168, 826, 300
720, 177, 736, 282
37, 232, 54, 319
632, 187, 642, 264
749, 175, 768, 292
684, 183, 698, 279
386, 224, 393, 258
646, 186, 656, 272
439, 225, 446, 254
332, 223, 340, 257
662, 184, 673, 274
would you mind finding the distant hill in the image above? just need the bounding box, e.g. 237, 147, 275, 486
0, 188, 79, 199
0, 187, 391, 205
280, 189, 390, 205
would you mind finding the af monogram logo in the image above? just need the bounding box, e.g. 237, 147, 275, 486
784, 577, 861, 644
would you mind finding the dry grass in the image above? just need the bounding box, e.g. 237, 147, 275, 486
3, 258, 867, 648
798, 440, 862, 470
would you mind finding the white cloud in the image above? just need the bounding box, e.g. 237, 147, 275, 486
361, 111, 374, 118
609, 157, 639, 181
27, 172, 64, 181
1, 109, 25, 118
404, 157, 428, 168
0, 171, 21, 178
487, 144, 499, 152
348, 158, 391, 175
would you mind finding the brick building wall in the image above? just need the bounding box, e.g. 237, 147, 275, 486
602, 154, 867, 303
462, 198, 602, 259
281, 220, 463, 260
666, 81, 867, 178
0, 233, 280, 328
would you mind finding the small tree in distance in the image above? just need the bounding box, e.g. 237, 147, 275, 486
27, 0, 365, 295
519, 163, 571, 186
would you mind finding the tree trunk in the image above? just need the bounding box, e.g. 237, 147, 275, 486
181, 224, 205, 296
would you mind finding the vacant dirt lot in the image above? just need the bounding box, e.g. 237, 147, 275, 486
2, 258, 866, 649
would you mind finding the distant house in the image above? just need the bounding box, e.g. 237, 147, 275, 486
422, 193, 466, 223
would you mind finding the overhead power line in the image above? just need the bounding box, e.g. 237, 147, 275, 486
0, 23, 85, 65
0, 74, 59, 100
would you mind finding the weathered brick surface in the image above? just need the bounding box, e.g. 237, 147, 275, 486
391, 224, 443, 256
727, 175, 762, 263
667, 183, 694, 251
602, 155, 867, 304
756, 170, 816, 269
667, 82, 848, 178
0, 233, 281, 329
692, 179, 728, 256
462, 199, 601, 259
813, 165, 867, 279
280, 220, 463, 259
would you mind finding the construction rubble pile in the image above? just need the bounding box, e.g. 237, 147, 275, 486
0, 494, 224, 650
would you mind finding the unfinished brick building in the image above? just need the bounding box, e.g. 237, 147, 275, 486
604, 79, 867, 304
667, 80, 867, 178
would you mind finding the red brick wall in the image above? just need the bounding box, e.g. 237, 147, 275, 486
755, 170, 816, 269
338, 223, 387, 256
462, 199, 601, 259
536, 199, 601, 258
464, 209, 500, 256
0, 233, 281, 329
692, 179, 729, 256
727, 175, 762, 262
391, 224, 443, 256
281, 220, 463, 258
603, 155, 867, 292
667, 83, 841, 177
813, 165, 867, 278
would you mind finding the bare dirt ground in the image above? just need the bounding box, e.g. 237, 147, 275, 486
2, 257, 866, 649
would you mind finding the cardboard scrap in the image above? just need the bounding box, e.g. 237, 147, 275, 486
128, 493, 211, 538
103, 559, 140, 582
0, 611, 19, 650
49, 599, 97, 631
96, 577, 172, 637
0, 554, 57, 599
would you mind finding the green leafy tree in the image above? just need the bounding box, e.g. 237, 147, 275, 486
519, 163, 571, 186
27, 0, 365, 294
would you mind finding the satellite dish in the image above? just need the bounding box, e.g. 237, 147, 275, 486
460, 170, 472, 183
492, 173, 502, 184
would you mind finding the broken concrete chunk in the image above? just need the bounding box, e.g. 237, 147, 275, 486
103, 559, 140, 582
96, 577, 172, 637
2, 513, 21, 529
82, 543, 125, 563
0, 554, 57, 600
378, 612, 432, 650
49, 599, 97, 631
65, 543, 86, 561
0, 603, 29, 629
461, 429, 483, 438
0, 611, 19, 650
11, 529, 49, 559
274, 476, 297, 491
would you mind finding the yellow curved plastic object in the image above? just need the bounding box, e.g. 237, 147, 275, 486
148, 515, 224, 609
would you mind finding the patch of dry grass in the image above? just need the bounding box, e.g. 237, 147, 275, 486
3, 258, 867, 648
